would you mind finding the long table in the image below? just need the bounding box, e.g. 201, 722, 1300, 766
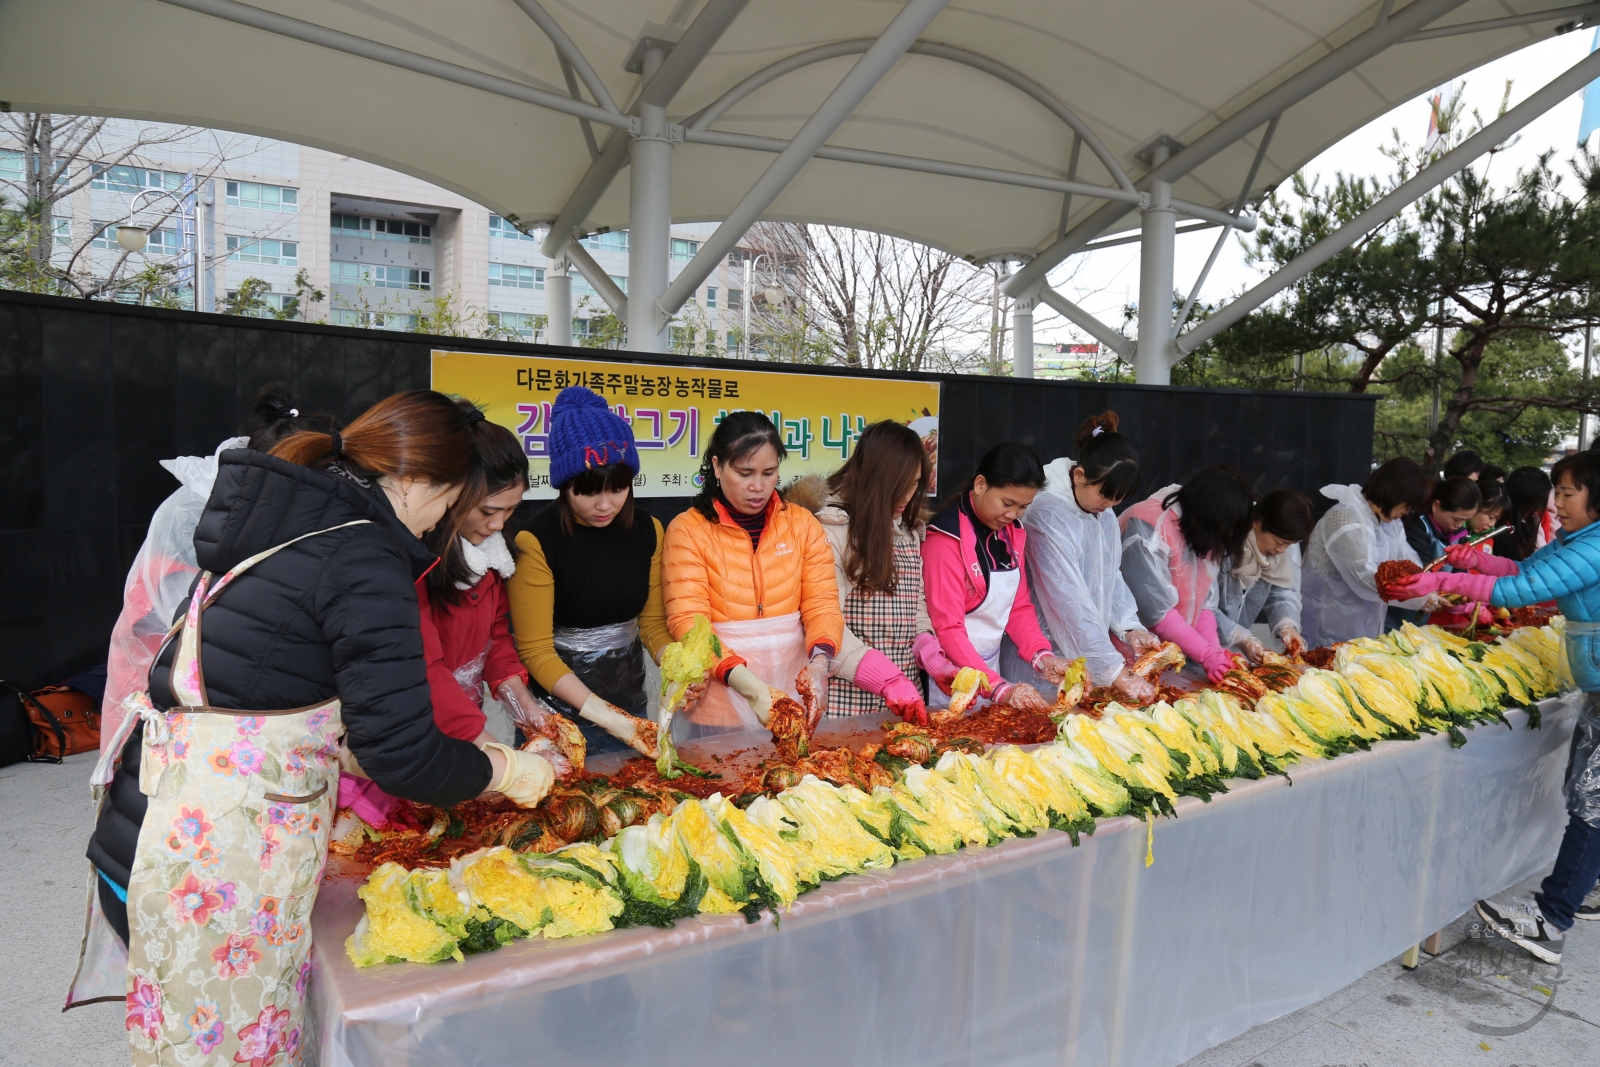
306, 693, 1581, 1067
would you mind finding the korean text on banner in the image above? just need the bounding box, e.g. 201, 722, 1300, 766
431, 350, 942, 498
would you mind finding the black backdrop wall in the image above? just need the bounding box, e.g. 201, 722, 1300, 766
0, 290, 1376, 691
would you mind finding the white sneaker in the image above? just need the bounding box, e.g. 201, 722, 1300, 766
1476, 896, 1563, 965
1577, 882, 1600, 922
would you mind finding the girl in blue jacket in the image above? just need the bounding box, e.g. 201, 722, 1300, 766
1391, 451, 1600, 967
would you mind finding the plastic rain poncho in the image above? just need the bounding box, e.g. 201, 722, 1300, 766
1300, 484, 1423, 650
102, 437, 248, 745
1022, 459, 1142, 686
1214, 544, 1302, 647
1119, 486, 1220, 630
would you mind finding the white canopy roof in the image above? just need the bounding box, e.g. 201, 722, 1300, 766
0, 0, 1585, 261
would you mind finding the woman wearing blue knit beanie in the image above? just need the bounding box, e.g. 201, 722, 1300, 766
506, 387, 687, 755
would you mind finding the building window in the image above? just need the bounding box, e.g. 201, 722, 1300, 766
53, 217, 72, 245
331, 261, 429, 290
330, 212, 371, 237
581, 230, 628, 253
571, 273, 628, 299
490, 214, 538, 242
488, 263, 544, 290
224, 290, 298, 318
90, 221, 120, 249
727, 288, 744, 310
226, 180, 298, 212
331, 309, 416, 331
573, 318, 590, 339
330, 212, 430, 243
142, 226, 182, 255
705, 286, 717, 308
0, 149, 23, 180
671, 238, 699, 260
226, 235, 298, 265
90, 163, 182, 193
727, 330, 739, 352
487, 312, 542, 340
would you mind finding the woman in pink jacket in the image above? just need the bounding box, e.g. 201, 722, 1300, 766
1119, 466, 1256, 683
916, 443, 1071, 712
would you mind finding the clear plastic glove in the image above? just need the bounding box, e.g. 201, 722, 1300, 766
1419, 593, 1453, 615
578, 693, 658, 759
1124, 629, 1162, 655
997, 682, 1050, 713
1236, 634, 1267, 665
1031, 652, 1071, 684
1110, 668, 1157, 704
521, 734, 572, 778
496, 676, 552, 735
913, 632, 960, 695
726, 665, 774, 725
481, 742, 555, 809
883, 676, 929, 726
681, 680, 708, 715
1277, 626, 1305, 659
802, 653, 830, 730
1200, 647, 1235, 684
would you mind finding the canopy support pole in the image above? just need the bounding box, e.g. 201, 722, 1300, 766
540, 0, 751, 259
1173, 42, 1600, 358
655, 0, 953, 324
1136, 144, 1176, 385
546, 256, 572, 346
630, 45, 673, 352
1035, 286, 1134, 359
565, 239, 627, 319
1013, 283, 1038, 378
1000, 0, 1471, 301
1174, 115, 1278, 333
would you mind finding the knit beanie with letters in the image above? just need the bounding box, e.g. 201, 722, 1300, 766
547, 386, 641, 489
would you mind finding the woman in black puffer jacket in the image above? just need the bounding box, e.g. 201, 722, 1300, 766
83, 391, 556, 1067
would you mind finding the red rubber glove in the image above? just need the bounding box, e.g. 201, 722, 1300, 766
1388, 569, 1497, 604
1444, 543, 1520, 577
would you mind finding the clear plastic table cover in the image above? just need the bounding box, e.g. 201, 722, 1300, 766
306, 694, 1581, 1067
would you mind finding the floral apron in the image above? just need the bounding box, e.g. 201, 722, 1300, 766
829, 538, 925, 716
119, 522, 363, 1066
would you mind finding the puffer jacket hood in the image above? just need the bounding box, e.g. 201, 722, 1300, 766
196, 449, 435, 580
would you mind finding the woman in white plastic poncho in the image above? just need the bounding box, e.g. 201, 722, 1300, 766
100, 386, 336, 745
1301, 457, 1437, 649
1017, 412, 1162, 702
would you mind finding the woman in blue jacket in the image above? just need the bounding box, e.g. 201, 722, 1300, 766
1390, 451, 1600, 968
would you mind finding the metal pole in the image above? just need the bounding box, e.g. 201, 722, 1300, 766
1582, 323, 1594, 450
193, 190, 204, 312
1035, 286, 1133, 358
1136, 144, 1175, 385
1175, 41, 1600, 356
628, 47, 672, 351
656, 0, 953, 320
1013, 286, 1036, 378
743, 257, 752, 355
1429, 298, 1443, 433
547, 256, 572, 346
1002, 0, 1472, 299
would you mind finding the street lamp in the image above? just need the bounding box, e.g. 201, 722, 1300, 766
120, 185, 207, 310
741, 252, 784, 356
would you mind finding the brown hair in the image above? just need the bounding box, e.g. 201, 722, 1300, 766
271, 389, 478, 487
827, 421, 931, 596
425, 401, 530, 603
1255, 489, 1315, 542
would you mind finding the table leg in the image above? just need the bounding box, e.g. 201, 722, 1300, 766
1422, 929, 1444, 955
1401, 944, 1420, 970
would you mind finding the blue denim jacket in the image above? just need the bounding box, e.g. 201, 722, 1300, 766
1491, 520, 1600, 692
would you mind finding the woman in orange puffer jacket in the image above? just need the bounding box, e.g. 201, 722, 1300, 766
663, 411, 844, 736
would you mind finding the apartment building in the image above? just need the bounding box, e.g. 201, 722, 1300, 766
3, 121, 755, 350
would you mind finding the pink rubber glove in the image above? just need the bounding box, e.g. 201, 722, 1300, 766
884, 677, 929, 725
1149, 610, 1219, 667
1388, 569, 1497, 604
337, 773, 422, 831
1445, 543, 1520, 577
913, 632, 960, 695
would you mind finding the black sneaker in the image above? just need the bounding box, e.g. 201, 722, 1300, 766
1476, 896, 1563, 965
1577, 884, 1600, 921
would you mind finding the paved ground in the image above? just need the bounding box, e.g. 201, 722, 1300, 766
6, 750, 1594, 1067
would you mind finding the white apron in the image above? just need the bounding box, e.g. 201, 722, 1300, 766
676, 612, 809, 740
927, 568, 1021, 710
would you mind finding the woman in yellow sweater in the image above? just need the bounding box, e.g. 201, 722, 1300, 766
506, 388, 674, 754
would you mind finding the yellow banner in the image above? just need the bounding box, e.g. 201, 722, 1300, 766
431, 350, 942, 498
